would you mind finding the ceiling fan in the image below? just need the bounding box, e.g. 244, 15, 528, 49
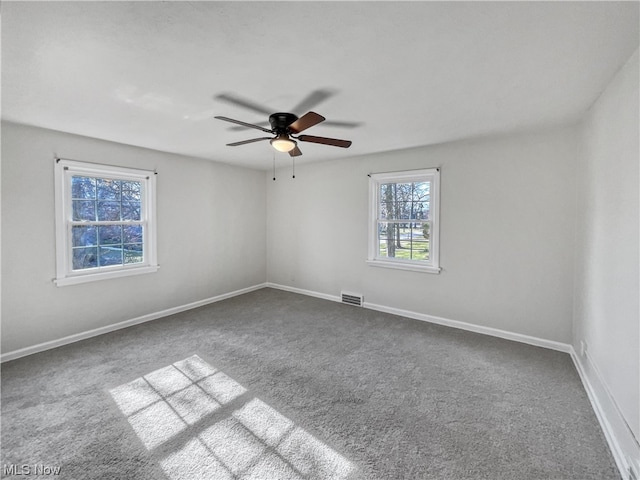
214, 111, 352, 157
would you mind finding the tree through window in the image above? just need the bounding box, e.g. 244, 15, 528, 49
368, 168, 441, 273
71, 176, 144, 269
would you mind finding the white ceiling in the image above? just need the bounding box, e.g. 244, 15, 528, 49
2, 1, 638, 170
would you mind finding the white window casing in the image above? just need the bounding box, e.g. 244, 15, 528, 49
54, 159, 158, 286
367, 168, 441, 274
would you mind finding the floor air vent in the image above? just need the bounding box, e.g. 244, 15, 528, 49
341, 291, 363, 307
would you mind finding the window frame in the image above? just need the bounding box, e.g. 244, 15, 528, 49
54, 159, 158, 286
367, 168, 441, 274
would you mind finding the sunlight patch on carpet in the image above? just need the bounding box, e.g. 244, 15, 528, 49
109, 355, 355, 480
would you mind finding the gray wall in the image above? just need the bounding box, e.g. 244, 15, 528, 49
267, 126, 579, 344
574, 49, 639, 456
1, 122, 267, 352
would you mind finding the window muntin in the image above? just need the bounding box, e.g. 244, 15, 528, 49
368, 169, 440, 273
55, 159, 158, 286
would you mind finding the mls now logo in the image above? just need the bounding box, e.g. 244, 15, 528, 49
3, 464, 61, 475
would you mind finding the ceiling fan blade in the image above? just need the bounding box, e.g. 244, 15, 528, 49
215, 93, 273, 116
289, 145, 302, 157
214, 116, 272, 133
323, 120, 362, 129
290, 89, 335, 115
298, 134, 352, 148
226, 137, 272, 147
287, 112, 326, 134
229, 121, 270, 131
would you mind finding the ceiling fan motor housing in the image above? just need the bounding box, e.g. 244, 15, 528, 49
269, 112, 298, 134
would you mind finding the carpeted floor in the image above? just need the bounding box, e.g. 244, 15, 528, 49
1, 288, 620, 479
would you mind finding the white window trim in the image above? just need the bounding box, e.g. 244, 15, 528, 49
367, 168, 441, 274
54, 159, 158, 286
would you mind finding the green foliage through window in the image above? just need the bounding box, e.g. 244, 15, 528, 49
378, 181, 431, 261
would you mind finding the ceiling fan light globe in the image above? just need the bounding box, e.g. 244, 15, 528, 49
270, 136, 296, 152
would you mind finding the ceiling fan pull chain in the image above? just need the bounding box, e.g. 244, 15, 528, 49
273, 152, 276, 181
292, 157, 296, 179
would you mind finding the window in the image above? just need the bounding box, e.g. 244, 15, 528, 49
368, 168, 440, 273
54, 159, 158, 286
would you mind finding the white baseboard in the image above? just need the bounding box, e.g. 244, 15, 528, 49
0, 283, 267, 363
363, 301, 572, 353
571, 348, 639, 480
266, 282, 572, 353
265, 282, 342, 303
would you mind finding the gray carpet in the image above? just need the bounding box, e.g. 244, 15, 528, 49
1, 288, 619, 479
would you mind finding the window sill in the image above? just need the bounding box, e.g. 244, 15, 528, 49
366, 259, 441, 274
55, 265, 159, 286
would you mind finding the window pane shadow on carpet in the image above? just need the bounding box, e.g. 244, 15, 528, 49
109, 355, 358, 480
